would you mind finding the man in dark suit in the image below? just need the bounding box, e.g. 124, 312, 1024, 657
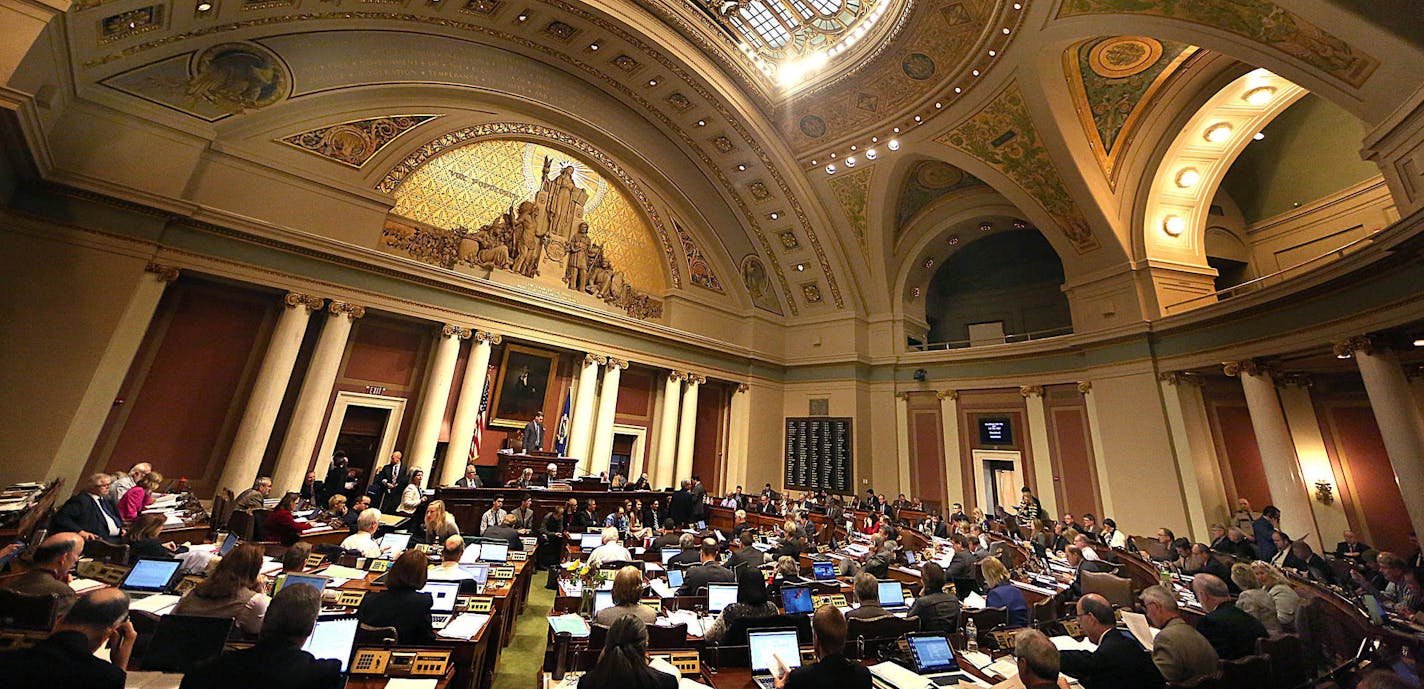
52, 474, 124, 542
946, 535, 978, 582
1335, 530, 1371, 562
0, 587, 136, 689
482, 514, 524, 552
1191, 574, 1267, 660
649, 519, 682, 552
670, 480, 696, 527
320, 452, 348, 506
781, 605, 873, 689
1058, 594, 1164, 689
1288, 541, 1337, 585
1057, 545, 1115, 603
522, 412, 545, 453
180, 583, 342, 689
677, 539, 734, 595
573, 499, 599, 531
342, 495, 371, 532
847, 573, 892, 620
373, 452, 408, 513
726, 531, 769, 571
1253, 506, 1281, 561
453, 464, 482, 488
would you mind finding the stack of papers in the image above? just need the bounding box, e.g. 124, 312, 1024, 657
130, 594, 181, 615
437, 613, 491, 640
959, 651, 993, 670
662, 609, 706, 637
321, 565, 369, 579
962, 592, 987, 609
1120, 612, 1159, 651
1050, 635, 1097, 653
548, 614, 591, 637
68, 578, 106, 594
648, 580, 676, 599
986, 657, 1020, 679
385, 680, 437, 689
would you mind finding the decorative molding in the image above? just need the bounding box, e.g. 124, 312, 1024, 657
441, 323, 474, 339
473, 330, 502, 345
1332, 336, 1374, 358
668, 371, 687, 382
585, 353, 608, 365
1221, 360, 1262, 377
144, 262, 181, 282
278, 114, 440, 168
606, 357, 629, 369
936, 389, 959, 401
736, 383, 749, 393
1076, 381, 1093, 394
895, 392, 910, 401
283, 291, 324, 312
1019, 385, 1045, 398
686, 373, 706, 385
1157, 371, 1204, 386
329, 301, 366, 319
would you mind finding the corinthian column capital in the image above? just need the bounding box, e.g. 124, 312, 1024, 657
1332, 336, 1375, 358
586, 353, 608, 366
668, 371, 687, 382
144, 263, 181, 282
1076, 381, 1093, 394
686, 373, 707, 385
441, 324, 473, 339
328, 301, 366, 319
606, 357, 630, 369
736, 383, 750, 393
284, 292, 324, 312
1019, 385, 1044, 398
937, 389, 959, 401
473, 330, 501, 345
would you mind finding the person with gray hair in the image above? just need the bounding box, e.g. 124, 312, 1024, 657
112, 462, 152, 502
340, 508, 384, 557
1059, 593, 1163, 689
180, 583, 342, 689
1230, 562, 1281, 635
1139, 585, 1219, 683
2, 531, 84, 615
234, 476, 274, 512
847, 572, 890, 620
51, 473, 124, 541
1192, 573, 1267, 660
1012, 629, 1062, 689
0, 587, 136, 688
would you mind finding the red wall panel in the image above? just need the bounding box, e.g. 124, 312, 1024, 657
690, 384, 727, 487
616, 369, 654, 418
1211, 404, 1273, 507
1324, 405, 1410, 553
1048, 405, 1099, 519
344, 320, 424, 386
908, 407, 945, 507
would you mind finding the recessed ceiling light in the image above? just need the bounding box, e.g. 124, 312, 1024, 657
914, 115, 921, 122
972, 69, 980, 77
1002, 27, 1010, 34
1163, 215, 1186, 237
1253, 132, 1265, 141
845, 156, 856, 167
865, 149, 877, 160
871, 137, 878, 143
696, 119, 705, 126
1204, 123, 1233, 143
648, 79, 657, 86
1012, 2, 1021, 8
737, 164, 746, 171
850, 145, 857, 151
517, 12, 528, 21
590, 43, 599, 50
954, 87, 962, 93
830, 152, 836, 159
825, 164, 836, 175
196, 1, 212, 10
988, 50, 996, 57
979, 222, 992, 232
892, 127, 900, 133
1175, 168, 1201, 188
887, 139, 899, 151
1242, 86, 1276, 106
770, 212, 779, 220
796, 263, 806, 271
935, 102, 942, 108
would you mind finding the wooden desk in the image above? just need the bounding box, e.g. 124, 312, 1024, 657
496, 451, 578, 485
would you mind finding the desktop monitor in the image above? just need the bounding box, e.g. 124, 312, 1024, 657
121, 558, 182, 593
877, 580, 905, 607
666, 569, 684, 589
460, 562, 490, 584
378, 533, 411, 556
660, 549, 681, 565
908, 634, 961, 674
218, 531, 240, 556
479, 541, 508, 563
748, 630, 802, 674
707, 583, 738, 614
420, 581, 461, 613
139, 614, 233, 672
274, 573, 328, 595
781, 586, 813, 615
580, 532, 605, 549
594, 590, 615, 615
302, 616, 359, 673
812, 561, 835, 581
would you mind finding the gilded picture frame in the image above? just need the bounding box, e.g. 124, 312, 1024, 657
490, 344, 560, 429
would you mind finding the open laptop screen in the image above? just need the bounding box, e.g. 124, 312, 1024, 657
660, 549, 681, 565
812, 561, 835, 580
218, 531, 240, 556
594, 590, 615, 615
378, 533, 411, 556
460, 562, 490, 584
275, 573, 328, 595
748, 630, 801, 673
877, 580, 905, 607
707, 583, 738, 613
580, 532, 604, 549
479, 541, 508, 562
121, 558, 182, 593
302, 616, 359, 673
909, 634, 960, 673
419, 581, 461, 613
781, 586, 813, 615
139, 614, 232, 672
666, 569, 684, 589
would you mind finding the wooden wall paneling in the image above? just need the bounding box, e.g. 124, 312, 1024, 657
906, 391, 946, 508
955, 389, 1033, 513
1045, 399, 1101, 520
1201, 379, 1273, 510
691, 383, 728, 487
1316, 398, 1410, 552
331, 315, 434, 483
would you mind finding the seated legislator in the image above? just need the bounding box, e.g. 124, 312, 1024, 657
777, 604, 873, 689
233, 477, 273, 512
0, 587, 136, 689
51, 473, 123, 542
342, 495, 370, 532
1011, 630, 1071, 689
847, 572, 891, 621
428, 536, 474, 581
1192, 574, 1266, 660
117, 470, 162, 522
1288, 540, 1337, 585
946, 534, 977, 581
667, 533, 703, 569
593, 566, 658, 627
453, 464, 482, 488
1230, 563, 1282, 636
1056, 545, 1114, 602
775, 521, 807, 559
1139, 585, 1219, 684
180, 583, 342, 689
340, 508, 384, 557
726, 531, 769, 571
982, 556, 1029, 628
774, 556, 809, 586
907, 561, 961, 633
649, 520, 683, 553
264, 492, 305, 546
125, 513, 185, 561
111, 462, 152, 503
322, 494, 348, 524
358, 550, 435, 642
704, 564, 779, 643
677, 538, 735, 596
578, 616, 677, 689
280, 543, 313, 573
1251, 561, 1300, 628
3, 532, 83, 616
861, 541, 896, 579
483, 513, 525, 552
423, 499, 460, 544
588, 526, 633, 568
1336, 530, 1372, 561
1058, 594, 1164, 689
173, 543, 270, 634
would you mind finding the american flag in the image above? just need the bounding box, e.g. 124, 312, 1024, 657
470, 367, 495, 461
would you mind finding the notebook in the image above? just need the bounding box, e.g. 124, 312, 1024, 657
661, 549, 681, 565
218, 531, 240, 556
378, 533, 411, 556
908, 633, 962, 684
666, 569, 684, 589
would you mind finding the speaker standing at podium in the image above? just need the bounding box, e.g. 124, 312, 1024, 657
522, 412, 545, 453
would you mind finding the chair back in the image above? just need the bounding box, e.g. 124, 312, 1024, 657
952, 578, 977, 598
963, 606, 1007, 648
226, 510, 254, 541
0, 589, 61, 631
1219, 654, 1271, 686
1167, 672, 1223, 689
846, 615, 918, 659
355, 623, 398, 644
250, 508, 270, 541
1082, 570, 1134, 608
209, 490, 232, 540
1256, 633, 1307, 689
1137, 537, 1169, 561
722, 614, 811, 646
588, 623, 609, 649
645, 622, 688, 649
84, 539, 131, 565
258, 542, 287, 559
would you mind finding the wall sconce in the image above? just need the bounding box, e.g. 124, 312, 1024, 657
1314, 480, 1335, 505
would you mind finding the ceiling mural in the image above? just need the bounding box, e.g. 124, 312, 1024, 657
826, 166, 875, 253
895, 160, 985, 234
1057, 0, 1380, 88
1065, 37, 1196, 184
935, 82, 1100, 254
279, 115, 440, 168
100, 41, 291, 121
740, 254, 784, 315
671, 217, 725, 293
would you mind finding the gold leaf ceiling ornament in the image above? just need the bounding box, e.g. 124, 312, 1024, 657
279, 114, 440, 168
826, 165, 874, 254
934, 81, 1099, 254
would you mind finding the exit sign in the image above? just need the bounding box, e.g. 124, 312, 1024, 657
365, 386, 386, 395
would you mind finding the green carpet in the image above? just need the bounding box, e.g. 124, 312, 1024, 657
493, 580, 555, 689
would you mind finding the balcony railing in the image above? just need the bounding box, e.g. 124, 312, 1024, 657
908, 325, 1075, 352
1164, 229, 1381, 314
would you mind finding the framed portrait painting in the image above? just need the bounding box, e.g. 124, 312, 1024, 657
490, 344, 560, 429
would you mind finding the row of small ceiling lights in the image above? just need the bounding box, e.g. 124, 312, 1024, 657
817, 2, 1024, 175
1160, 85, 1275, 237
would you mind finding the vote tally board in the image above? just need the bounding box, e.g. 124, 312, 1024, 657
783, 417, 852, 492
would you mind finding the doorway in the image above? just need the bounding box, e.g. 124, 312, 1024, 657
971, 449, 1023, 514
315, 392, 407, 498
333, 406, 389, 493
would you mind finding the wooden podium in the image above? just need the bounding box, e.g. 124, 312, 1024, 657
494, 450, 578, 485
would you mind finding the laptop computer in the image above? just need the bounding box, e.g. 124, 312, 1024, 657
459, 562, 490, 585
121, 558, 183, 595
274, 573, 329, 595
908, 633, 963, 686
378, 533, 411, 556
708, 582, 738, 613
748, 629, 802, 689
781, 586, 813, 615
666, 569, 685, 589
301, 616, 359, 673
1363, 594, 1386, 626
140, 614, 233, 672
594, 590, 615, 615
458, 540, 483, 564
660, 549, 681, 565
812, 561, 835, 581
479, 541, 508, 563
420, 581, 461, 628
217, 531, 240, 556
580, 532, 605, 550
877, 580, 906, 609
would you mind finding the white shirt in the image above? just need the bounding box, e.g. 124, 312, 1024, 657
428, 562, 473, 581
1105, 529, 1127, 549
1081, 545, 1101, 561
587, 542, 633, 568
480, 508, 507, 534
341, 532, 382, 558
92, 494, 121, 536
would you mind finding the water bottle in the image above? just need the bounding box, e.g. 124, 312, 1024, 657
965, 618, 978, 653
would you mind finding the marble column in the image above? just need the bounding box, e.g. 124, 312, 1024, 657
894, 393, 911, 494
1158, 372, 1225, 541
673, 374, 703, 486
1224, 360, 1317, 543
1079, 381, 1117, 521
218, 292, 323, 495
1021, 386, 1060, 520
1339, 337, 1424, 541
272, 301, 363, 494
589, 358, 628, 478
406, 324, 470, 478
654, 372, 685, 489
725, 384, 751, 495
1276, 374, 1350, 546
442, 331, 499, 486
53, 264, 179, 484
568, 354, 604, 472
937, 390, 965, 507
